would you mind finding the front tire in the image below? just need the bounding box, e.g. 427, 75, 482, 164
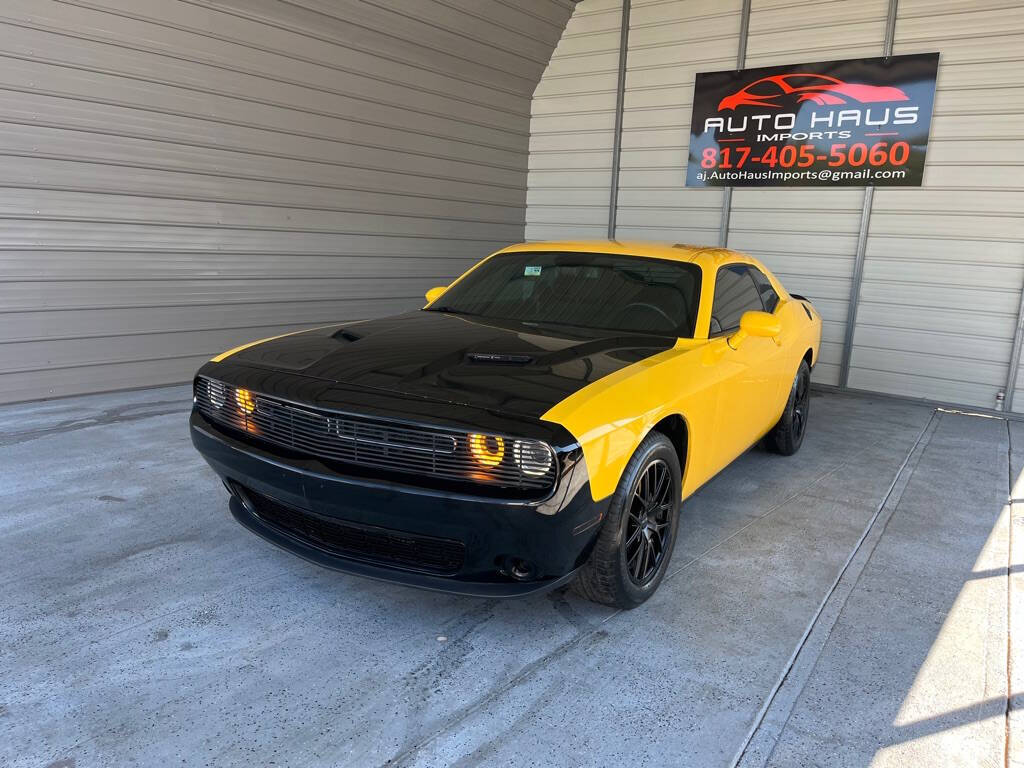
574, 432, 681, 609
766, 359, 811, 456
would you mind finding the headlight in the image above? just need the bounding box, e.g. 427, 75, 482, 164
513, 439, 553, 477
468, 433, 505, 467
206, 379, 227, 408
235, 388, 256, 415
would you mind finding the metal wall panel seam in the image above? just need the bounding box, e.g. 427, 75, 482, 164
0, 152, 530, 205
0, 303, 421, 340
838, 0, 899, 389
0, 141, 528, 198
718, 0, 752, 249
5, 350, 288, 377
0, 219, 523, 242
2, 322, 357, 346
0, 184, 524, 224
607, 0, 631, 238
0, 246, 502, 256
0, 212, 521, 234
533, 89, 617, 101
0, 295, 425, 315
0, 122, 529, 191
627, 33, 751, 54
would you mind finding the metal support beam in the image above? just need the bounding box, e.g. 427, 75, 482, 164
718, 0, 752, 248
839, 186, 874, 388
838, 0, 899, 387
718, 187, 733, 248
1003, 272, 1024, 411
883, 0, 899, 58
607, 0, 630, 239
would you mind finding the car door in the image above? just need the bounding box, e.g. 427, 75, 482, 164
708, 264, 785, 468
747, 265, 794, 397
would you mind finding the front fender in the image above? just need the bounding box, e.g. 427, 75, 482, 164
541, 341, 716, 502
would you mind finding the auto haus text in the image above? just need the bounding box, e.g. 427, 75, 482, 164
703, 105, 920, 142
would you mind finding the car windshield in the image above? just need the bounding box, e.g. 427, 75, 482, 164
783, 74, 840, 88
426, 251, 702, 337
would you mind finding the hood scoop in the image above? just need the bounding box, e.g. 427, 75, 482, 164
465, 352, 534, 365
332, 329, 363, 343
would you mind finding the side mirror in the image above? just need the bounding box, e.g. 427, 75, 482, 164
424, 285, 447, 304
728, 310, 781, 349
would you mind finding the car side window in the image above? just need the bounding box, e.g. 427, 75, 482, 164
746, 78, 781, 96
710, 265, 764, 335
749, 267, 780, 313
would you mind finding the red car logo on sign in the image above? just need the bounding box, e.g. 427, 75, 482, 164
718, 73, 910, 110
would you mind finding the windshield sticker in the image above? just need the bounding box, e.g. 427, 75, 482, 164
524, 266, 542, 277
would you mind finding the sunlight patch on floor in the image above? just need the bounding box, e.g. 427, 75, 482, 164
873, 495, 1012, 767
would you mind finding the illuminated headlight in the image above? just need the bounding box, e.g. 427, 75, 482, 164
206, 379, 228, 408
235, 388, 256, 415
513, 439, 554, 477
469, 433, 505, 467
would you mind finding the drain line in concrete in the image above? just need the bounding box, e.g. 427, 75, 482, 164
731, 408, 941, 768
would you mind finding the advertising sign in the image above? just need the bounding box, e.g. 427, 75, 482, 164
686, 53, 939, 187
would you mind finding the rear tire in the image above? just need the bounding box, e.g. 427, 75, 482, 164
766, 360, 811, 456
574, 432, 681, 609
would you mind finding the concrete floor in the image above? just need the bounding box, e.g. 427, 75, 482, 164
1, 386, 1018, 767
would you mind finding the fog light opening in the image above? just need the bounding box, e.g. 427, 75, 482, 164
497, 555, 536, 582
228, 482, 256, 513
511, 559, 534, 580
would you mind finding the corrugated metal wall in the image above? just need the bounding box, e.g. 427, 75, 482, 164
528, 0, 621, 240
526, 0, 1024, 409
0, 0, 573, 404
615, 0, 737, 246
849, 0, 1024, 408
732, 0, 891, 387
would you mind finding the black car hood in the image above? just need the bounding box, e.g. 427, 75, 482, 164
224, 311, 676, 419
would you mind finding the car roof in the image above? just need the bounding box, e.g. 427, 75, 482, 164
495, 240, 762, 271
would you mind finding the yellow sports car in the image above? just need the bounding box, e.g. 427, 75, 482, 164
190, 241, 821, 607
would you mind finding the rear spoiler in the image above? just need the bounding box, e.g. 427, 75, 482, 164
788, 294, 816, 321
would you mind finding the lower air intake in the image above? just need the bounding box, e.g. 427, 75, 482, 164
237, 486, 465, 576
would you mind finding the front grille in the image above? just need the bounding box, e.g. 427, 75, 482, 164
238, 486, 465, 575
194, 376, 556, 491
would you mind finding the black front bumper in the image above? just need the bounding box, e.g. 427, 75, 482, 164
190, 411, 606, 597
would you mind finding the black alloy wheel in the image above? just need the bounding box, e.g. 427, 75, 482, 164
766, 359, 811, 455
791, 364, 810, 443
623, 459, 674, 586
574, 432, 681, 608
